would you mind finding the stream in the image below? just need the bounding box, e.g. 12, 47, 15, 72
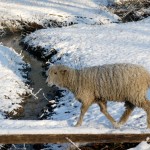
0, 34, 53, 120
0, 34, 61, 149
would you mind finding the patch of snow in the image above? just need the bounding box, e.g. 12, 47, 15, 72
128, 141, 150, 150
0, 44, 31, 118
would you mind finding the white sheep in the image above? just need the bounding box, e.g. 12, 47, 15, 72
46, 63, 150, 128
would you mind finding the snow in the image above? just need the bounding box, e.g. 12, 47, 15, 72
23, 17, 150, 131
128, 141, 150, 150
0, 44, 31, 118
24, 17, 150, 70
0, 119, 149, 135
0, 0, 119, 33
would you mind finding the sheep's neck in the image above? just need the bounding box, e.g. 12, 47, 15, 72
64, 70, 79, 95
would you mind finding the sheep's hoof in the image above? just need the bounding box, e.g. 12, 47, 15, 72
74, 123, 81, 127
113, 122, 122, 129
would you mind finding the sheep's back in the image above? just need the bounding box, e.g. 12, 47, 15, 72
79, 64, 150, 102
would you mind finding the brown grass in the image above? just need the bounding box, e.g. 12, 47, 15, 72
1, 19, 43, 36
109, 0, 150, 22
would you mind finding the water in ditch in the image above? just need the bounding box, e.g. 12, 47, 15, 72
0, 34, 53, 120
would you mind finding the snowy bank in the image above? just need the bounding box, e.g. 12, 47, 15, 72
0, 44, 31, 118
23, 17, 150, 68
23, 17, 150, 130
0, 0, 119, 35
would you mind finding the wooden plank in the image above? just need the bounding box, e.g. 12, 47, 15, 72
0, 134, 150, 144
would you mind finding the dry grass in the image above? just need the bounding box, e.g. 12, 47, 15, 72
0, 19, 43, 36
117, 0, 150, 6
109, 0, 150, 22
0, 17, 72, 37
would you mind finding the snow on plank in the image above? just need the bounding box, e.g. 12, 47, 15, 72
0, 120, 150, 144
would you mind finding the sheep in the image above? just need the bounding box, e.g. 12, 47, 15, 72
46, 63, 150, 128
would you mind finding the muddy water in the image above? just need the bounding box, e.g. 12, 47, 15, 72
0, 34, 52, 120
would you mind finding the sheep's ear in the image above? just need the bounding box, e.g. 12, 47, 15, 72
60, 69, 67, 75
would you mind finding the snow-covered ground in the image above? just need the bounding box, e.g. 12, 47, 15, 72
24, 17, 150, 69
0, 44, 31, 118
0, 0, 119, 35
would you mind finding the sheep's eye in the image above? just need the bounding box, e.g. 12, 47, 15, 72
54, 72, 57, 75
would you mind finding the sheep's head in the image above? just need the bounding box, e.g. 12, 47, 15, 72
46, 65, 69, 87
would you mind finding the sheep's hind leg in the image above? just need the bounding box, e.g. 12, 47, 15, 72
138, 100, 150, 129
118, 101, 135, 127
98, 101, 118, 128
75, 103, 91, 127
126, 99, 150, 128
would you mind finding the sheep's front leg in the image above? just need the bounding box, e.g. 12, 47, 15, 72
98, 101, 118, 128
118, 101, 135, 127
75, 103, 90, 127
